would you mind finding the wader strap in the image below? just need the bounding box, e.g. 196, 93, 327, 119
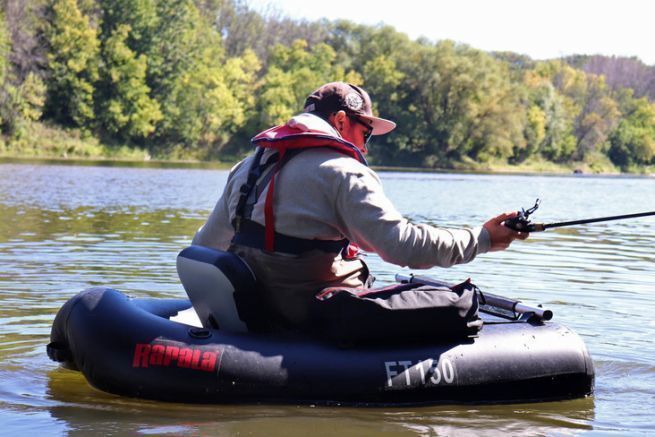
233, 220, 349, 255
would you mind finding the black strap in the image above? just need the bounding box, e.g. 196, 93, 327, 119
243, 153, 280, 221
233, 220, 348, 255
234, 147, 273, 231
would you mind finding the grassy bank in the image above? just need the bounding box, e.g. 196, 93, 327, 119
377, 152, 655, 176
0, 122, 234, 169
2, 122, 654, 175
1, 122, 149, 160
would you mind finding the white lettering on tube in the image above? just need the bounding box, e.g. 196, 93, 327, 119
398, 361, 412, 386
384, 361, 398, 387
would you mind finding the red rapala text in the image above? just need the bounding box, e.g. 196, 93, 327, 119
132, 343, 218, 372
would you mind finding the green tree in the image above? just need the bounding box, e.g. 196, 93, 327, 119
257, 39, 356, 127
165, 46, 252, 151
360, 55, 406, 163
534, 61, 619, 161
327, 21, 412, 72
142, 0, 258, 154
572, 75, 619, 160
609, 95, 655, 167
16, 72, 47, 122
98, 24, 161, 140
387, 40, 524, 167
522, 70, 576, 162
45, 0, 100, 127
522, 105, 546, 157
100, 0, 158, 55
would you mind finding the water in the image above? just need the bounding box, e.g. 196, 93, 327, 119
1, 163, 654, 435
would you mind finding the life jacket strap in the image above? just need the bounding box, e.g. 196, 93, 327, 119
232, 220, 349, 255
234, 147, 267, 233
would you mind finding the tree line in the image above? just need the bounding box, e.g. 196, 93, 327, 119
1, 0, 654, 170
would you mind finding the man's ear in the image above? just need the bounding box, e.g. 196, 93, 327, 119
332, 110, 347, 131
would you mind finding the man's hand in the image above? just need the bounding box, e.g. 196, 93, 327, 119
483, 212, 529, 252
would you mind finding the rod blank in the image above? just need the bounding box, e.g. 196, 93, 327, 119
543, 210, 655, 230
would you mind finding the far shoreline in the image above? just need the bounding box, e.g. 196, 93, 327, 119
2, 155, 653, 178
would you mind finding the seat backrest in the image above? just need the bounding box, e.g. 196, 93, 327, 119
176, 245, 257, 332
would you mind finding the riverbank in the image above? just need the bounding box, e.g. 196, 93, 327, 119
0, 122, 233, 169
4, 151, 652, 176
2, 122, 653, 175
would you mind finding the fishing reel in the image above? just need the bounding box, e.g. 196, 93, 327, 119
504, 199, 543, 232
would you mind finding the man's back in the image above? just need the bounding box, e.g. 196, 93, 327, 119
193, 138, 374, 329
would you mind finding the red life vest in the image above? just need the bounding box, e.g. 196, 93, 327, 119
236, 119, 367, 254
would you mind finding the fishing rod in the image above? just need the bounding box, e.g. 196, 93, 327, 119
504, 199, 655, 232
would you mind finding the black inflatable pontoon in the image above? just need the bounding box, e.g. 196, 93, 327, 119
47, 246, 594, 405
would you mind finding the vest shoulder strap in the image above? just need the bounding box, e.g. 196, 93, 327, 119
234, 129, 363, 253
234, 148, 304, 231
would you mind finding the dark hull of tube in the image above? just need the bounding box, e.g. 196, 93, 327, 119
48, 287, 594, 405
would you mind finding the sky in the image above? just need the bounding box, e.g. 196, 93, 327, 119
248, 0, 655, 65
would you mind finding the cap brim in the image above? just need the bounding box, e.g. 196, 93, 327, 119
359, 115, 396, 135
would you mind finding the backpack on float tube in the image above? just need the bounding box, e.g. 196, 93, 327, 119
311, 279, 483, 345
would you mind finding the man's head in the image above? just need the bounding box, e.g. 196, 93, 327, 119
303, 82, 396, 152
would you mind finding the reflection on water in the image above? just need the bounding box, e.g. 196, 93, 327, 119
39, 368, 596, 436
1, 163, 654, 434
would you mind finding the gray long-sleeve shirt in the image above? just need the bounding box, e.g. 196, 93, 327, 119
193, 114, 490, 269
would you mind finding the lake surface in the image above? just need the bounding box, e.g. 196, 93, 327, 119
1, 162, 654, 435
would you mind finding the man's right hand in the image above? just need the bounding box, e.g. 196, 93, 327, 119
483, 212, 529, 252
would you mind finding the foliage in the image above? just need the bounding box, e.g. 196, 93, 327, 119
0, 11, 9, 88
0, 10, 47, 138
45, 0, 100, 127
0, 0, 654, 172
570, 54, 655, 101
609, 95, 655, 167
140, 0, 257, 152
378, 40, 524, 167
256, 39, 355, 127
100, 0, 158, 55
97, 23, 161, 140
215, 0, 331, 60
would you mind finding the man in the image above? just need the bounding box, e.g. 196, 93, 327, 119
193, 82, 528, 330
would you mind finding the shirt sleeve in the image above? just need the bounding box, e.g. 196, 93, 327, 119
191, 159, 250, 250
334, 166, 490, 269
191, 191, 234, 250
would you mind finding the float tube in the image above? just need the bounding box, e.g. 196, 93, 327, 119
47, 249, 594, 406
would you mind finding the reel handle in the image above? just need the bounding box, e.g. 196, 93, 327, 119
503, 199, 543, 232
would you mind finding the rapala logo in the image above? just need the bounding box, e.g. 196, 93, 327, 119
132, 343, 219, 372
